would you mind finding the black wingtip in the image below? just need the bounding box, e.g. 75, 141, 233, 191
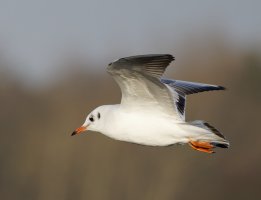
217, 85, 226, 90
164, 54, 175, 61
211, 142, 229, 148
167, 54, 175, 58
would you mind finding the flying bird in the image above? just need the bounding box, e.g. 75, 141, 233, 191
72, 54, 229, 153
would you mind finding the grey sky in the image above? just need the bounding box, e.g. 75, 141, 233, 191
0, 0, 260, 83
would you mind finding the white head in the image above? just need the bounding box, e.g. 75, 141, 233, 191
71, 105, 112, 136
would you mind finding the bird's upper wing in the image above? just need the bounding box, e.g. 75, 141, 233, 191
107, 54, 225, 121
107, 54, 183, 119
161, 79, 225, 120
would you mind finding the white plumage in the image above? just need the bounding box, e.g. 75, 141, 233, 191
72, 54, 229, 153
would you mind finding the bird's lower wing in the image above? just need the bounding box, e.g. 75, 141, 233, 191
161, 79, 225, 120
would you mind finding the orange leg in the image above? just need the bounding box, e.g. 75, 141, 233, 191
189, 141, 215, 153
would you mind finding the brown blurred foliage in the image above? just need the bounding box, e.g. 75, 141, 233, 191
0, 38, 261, 200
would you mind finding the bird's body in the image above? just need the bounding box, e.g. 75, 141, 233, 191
92, 104, 185, 146
89, 104, 226, 147
72, 54, 229, 153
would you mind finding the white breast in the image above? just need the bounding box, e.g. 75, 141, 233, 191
101, 107, 188, 146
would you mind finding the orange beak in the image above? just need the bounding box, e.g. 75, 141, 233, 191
71, 125, 88, 136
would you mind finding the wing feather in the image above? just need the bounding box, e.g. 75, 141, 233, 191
107, 54, 181, 118
161, 79, 225, 119
107, 54, 225, 121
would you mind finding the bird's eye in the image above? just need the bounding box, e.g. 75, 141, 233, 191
89, 116, 94, 122
97, 112, 101, 119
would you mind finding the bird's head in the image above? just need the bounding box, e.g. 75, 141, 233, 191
71, 105, 111, 136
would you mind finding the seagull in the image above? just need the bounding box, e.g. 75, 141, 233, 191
72, 54, 229, 153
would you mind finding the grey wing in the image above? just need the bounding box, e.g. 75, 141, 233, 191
107, 54, 182, 118
161, 79, 225, 94
161, 78, 225, 120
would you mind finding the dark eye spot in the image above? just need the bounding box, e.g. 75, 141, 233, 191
89, 116, 94, 122
97, 112, 101, 119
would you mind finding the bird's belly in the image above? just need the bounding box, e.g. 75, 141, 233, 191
104, 113, 187, 146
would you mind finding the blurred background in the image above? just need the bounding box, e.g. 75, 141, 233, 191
0, 0, 261, 199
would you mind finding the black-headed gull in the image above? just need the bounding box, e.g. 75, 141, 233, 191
72, 54, 229, 153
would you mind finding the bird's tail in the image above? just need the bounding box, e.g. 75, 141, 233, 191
186, 120, 229, 153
